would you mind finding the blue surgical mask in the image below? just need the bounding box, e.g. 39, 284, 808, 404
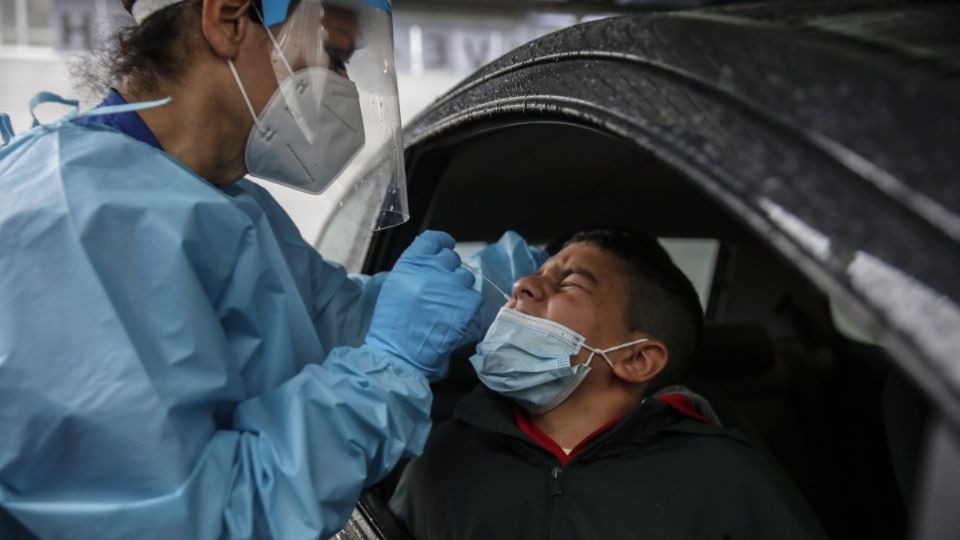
470, 308, 649, 414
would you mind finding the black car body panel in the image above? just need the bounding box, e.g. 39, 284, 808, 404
349, 2, 960, 539
386, 0, 960, 427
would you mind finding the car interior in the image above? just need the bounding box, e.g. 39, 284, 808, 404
353, 121, 932, 540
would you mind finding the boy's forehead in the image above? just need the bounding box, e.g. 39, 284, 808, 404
541, 242, 622, 278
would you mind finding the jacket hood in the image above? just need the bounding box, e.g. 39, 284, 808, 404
651, 385, 723, 426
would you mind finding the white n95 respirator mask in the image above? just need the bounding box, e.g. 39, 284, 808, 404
229, 63, 366, 193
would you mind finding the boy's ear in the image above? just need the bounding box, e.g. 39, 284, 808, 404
612, 339, 667, 385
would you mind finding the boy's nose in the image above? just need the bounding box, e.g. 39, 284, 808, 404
512, 274, 547, 303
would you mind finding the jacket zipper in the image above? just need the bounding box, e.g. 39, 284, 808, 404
550, 465, 563, 496
545, 463, 564, 540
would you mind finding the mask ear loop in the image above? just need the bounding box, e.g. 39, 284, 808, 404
252, 1, 321, 142
229, 3, 313, 145
252, 2, 299, 87
581, 347, 600, 368
583, 338, 650, 369
228, 60, 270, 140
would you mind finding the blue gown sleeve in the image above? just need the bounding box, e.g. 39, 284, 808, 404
0, 128, 430, 540
2, 348, 431, 540
224, 346, 431, 539
305, 255, 386, 350
227, 180, 387, 353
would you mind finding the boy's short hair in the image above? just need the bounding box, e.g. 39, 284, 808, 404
561, 229, 703, 392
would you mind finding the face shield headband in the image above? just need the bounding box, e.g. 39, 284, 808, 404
129, 0, 293, 25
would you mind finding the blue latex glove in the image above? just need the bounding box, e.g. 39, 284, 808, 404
366, 230, 481, 379
462, 230, 549, 343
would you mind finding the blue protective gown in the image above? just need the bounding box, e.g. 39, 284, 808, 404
0, 105, 438, 538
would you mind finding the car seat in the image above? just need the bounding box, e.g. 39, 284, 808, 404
883, 368, 930, 508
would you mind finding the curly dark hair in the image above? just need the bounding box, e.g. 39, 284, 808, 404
74, 0, 204, 97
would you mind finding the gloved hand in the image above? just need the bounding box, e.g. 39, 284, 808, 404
365, 230, 481, 379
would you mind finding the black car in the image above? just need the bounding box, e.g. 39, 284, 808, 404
326, 1, 960, 538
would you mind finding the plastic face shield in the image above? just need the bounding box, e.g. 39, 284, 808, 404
253, 0, 408, 230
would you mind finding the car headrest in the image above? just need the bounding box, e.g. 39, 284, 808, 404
694, 325, 774, 377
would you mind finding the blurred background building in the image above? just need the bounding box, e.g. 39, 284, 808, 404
0, 0, 666, 129
0, 0, 715, 243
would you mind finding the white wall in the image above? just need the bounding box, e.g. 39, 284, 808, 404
0, 48, 86, 133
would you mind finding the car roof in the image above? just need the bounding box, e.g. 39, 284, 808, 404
705, 0, 960, 71
398, 0, 960, 425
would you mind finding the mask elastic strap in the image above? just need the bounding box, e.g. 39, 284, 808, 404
252, 2, 298, 84
227, 59, 268, 137
584, 338, 650, 369
582, 349, 600, 367
251, 2, 317, 142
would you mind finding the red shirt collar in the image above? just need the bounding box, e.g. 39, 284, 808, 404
513, 393, 710, 465
514, 407, 622, 465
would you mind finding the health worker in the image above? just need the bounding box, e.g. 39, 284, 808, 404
0, 1, 533, 538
